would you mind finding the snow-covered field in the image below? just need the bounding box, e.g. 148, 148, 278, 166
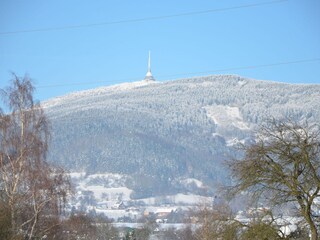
69, 172, 213, 220
67, 171, 314, 238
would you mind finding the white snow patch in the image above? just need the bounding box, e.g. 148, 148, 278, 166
280, 224, 298, 236
145, 207, 178, 214
95, 209, 128, 219
101, 80, 158, 92
180, 178, 204, 188
204, 105, 250, 130
70, 172, 133, 203
69, 172, 86, 179
238, 80, 247, 87
174, 194, 213, 205
226, 138, 246, 147
80, 185, 132, 201
140, 193, 213, 206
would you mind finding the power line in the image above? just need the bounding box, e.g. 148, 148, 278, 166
158, 58, 320, 79
0, 0, 288, 35
36, 57, 320, 89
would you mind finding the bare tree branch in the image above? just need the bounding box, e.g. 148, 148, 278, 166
229, 119, 320, 240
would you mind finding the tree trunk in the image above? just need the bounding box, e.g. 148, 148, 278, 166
9, 198, 16, 237
308, 216, 318, 240
303, 205, 318, 240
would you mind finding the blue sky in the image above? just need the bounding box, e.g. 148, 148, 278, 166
0, 0, 319, 101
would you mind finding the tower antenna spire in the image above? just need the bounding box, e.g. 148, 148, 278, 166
148, 50, 151, 72
144, 51, 155, 81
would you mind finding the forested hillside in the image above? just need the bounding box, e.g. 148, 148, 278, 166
43, 75, 320, 197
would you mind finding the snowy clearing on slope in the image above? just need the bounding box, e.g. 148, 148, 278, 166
204, 105, 250, 130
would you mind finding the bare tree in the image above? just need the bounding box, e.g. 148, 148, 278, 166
61, 214, 97, 240
191, 202, 284, 240
0, 74, 70, 239
229, 119, 320, 240
192, 203, 241, 240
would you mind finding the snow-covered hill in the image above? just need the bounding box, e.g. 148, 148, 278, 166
43, 75, 320, 198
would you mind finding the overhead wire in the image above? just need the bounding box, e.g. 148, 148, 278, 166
0, 0, 288, 35
36, 57, 320, 89
158, 58, 320, 79
2, 0, 315, 91
43, 56, 320, 123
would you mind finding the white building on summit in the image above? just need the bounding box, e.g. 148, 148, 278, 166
144, 51, 156, 82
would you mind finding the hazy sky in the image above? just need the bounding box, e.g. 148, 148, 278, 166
0, 0, 319, 101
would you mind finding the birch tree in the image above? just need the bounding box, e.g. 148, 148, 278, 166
0, 74, 70, 239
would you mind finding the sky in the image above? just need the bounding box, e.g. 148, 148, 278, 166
0, 0, 319, 101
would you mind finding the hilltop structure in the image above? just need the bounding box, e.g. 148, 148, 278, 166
144, 51, 156, 82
